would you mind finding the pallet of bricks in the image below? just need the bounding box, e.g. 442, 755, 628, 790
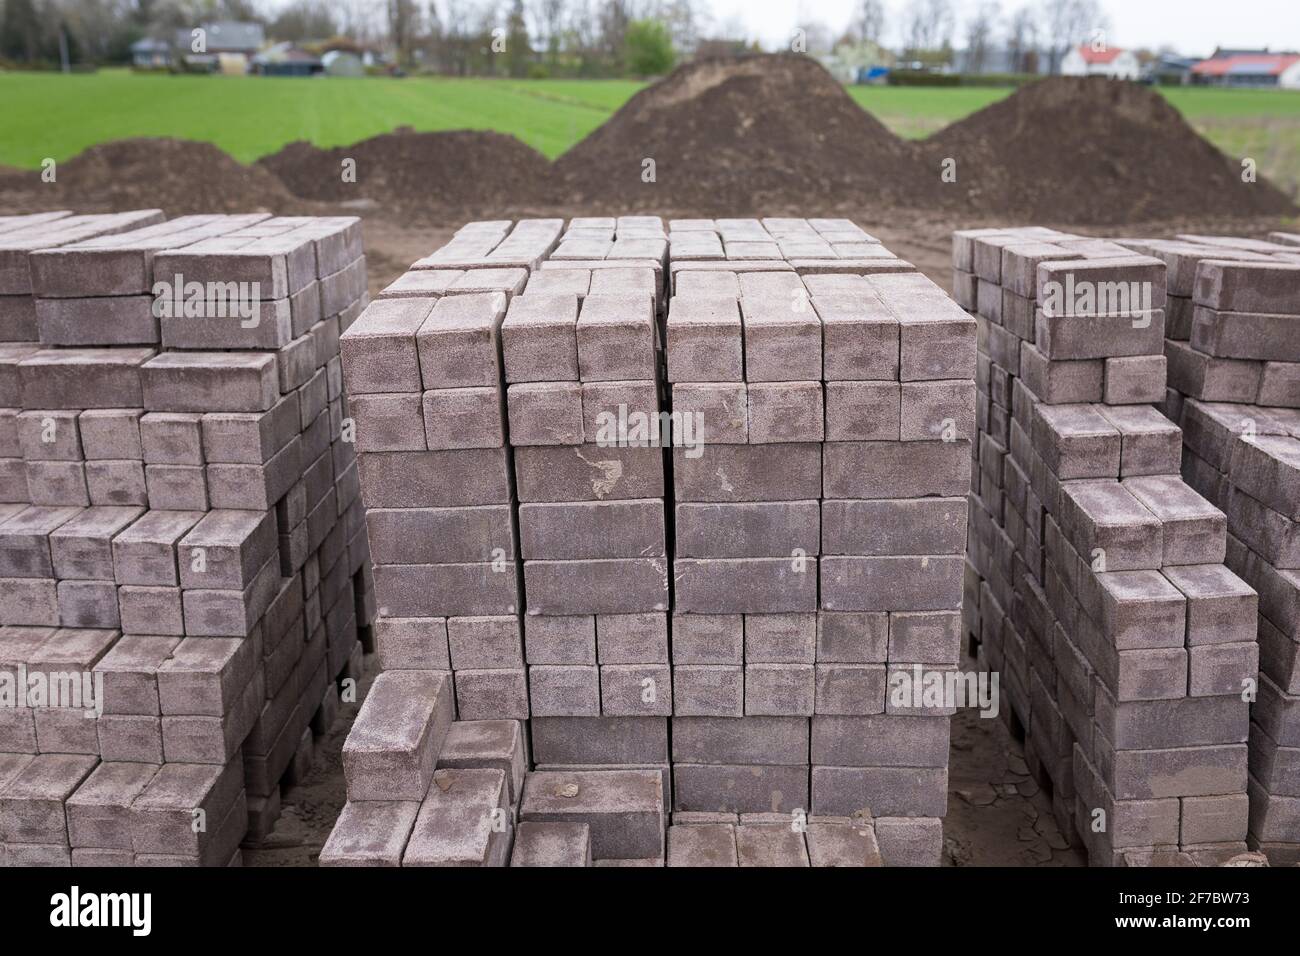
0, 210, 376, 866
324, 215, 975, 866
954, 226, 1265, 866
1104, 229, 1300, 865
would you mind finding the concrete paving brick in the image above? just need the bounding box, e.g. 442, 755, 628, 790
1089, 570, 1188, 650
373, 562, 518, 619
874, 816, 943, 866
140, 352, 279, 413
17, 409, 82, 461
812, 766, 947, 817
18, 348, 153, 410
671, 613, 743, 664
666, 297, 743, 382
366, 506, 513, 566
1162, 564, 1258, 647
1102, 742, 1247, 801
319, 800, 420, 867
437, 719, 528, 804
84, 460, 147, 507
1194, 260, 1300, 315
676, 501, 818, 559
666, 822, 737, 866
816, 611, 889, 663
343, 670, 453, 801
402, 767, 511, 867
357, 448, 511, 507
806, 820, 883, 866
581, 380, 659, 444
746, 382, 824, 444
743, 612, 815, 663
674, 442, 820, 502
142, 463, 206, 510
453, 668, 529, 720
1188, 642, 1257, 697
813, 294, 899, 381
500, 294, 579, 383
513, 445, 663, 502
519, 499, 664, 560
347, 393, 425, 452
675, 557, 816, 614
900, 380, 976, 442
1033, 404, 1121, 479
600, 663, 672, 716
47, 506, 143, 581
888, 612, 962, 664
814, 663, 886, 715
0, 753, 98, 844
511, 821, 592, 866
821, 556, 964, 612
530, 665, 601, 716
812, 714, 950, 768
822, 441, 969, 499
338, 297, 433, 394
734, 824, 810, 866
671, 383, 747, 444
178, 508, 277, 590
524, 558, 667, 614
156, 636, 257, 717
596, 612, 668, 664
93, 634, 180, 716
821, 497, 966, 556
507, 381, 584, 446
744, 663, 814, 716
1104, 355, 1168, 405
1058, 481, 1164, 571
576, 294, 656, 382
65, 761, 158, 850
824, 381, 900, 441
671, 664, 744, 716
674, 764, 810, 816
531, 716, 667, 765
1229, 434, 1300, 521
521, 768, 664, 860
524, 615, 596, 664
740, 297, 821, 382
1122, 475, 1226, 565
200, 396, 299, 465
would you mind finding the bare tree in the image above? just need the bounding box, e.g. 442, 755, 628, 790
964, 0, 1000, 73
531, 0, 567, 64
903, 0, 955, 55
852, 0, 885, 45
1006, 4, 1038, 72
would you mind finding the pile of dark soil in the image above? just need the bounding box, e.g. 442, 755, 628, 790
0, 138, 296, 214
922, 75, 1295, 223
258, 129, 551, 210
548, 53, 927, 212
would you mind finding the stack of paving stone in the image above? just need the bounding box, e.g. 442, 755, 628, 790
0, 210, 375, 866
339, 215, 967, 866
955, 226, 1261, 866
323, 667, 884, 866
1112, 232, 1300, 864
1109, 235, 1300, 410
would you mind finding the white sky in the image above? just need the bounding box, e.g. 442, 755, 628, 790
706, 0, 1300, 55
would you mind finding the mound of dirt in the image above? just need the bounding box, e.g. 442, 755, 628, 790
259, 129, 551, 209
549, 53, 927, 212
0, 138, 296, 215
923, 76, 1295, 223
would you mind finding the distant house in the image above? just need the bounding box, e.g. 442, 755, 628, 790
1146, 54, 1198, 85
1191, 51, 1300, 88
955, 46, 1052, 75
130, 37, 171, 68
1060, 44, 1141, 79
322, 51, 365, 77
175, 20, 265, 73
252, 42, 323, 77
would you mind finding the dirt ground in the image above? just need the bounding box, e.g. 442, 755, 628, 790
238, 203, 1297, 868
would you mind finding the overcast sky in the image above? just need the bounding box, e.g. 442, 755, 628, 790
708, 0, 1300, 55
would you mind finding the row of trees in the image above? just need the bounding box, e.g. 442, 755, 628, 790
0, 0, 1114, 76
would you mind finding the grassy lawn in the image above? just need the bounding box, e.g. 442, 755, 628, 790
1, 69, 1296, 192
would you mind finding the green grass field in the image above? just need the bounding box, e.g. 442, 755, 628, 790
2, 69, 1297, 192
